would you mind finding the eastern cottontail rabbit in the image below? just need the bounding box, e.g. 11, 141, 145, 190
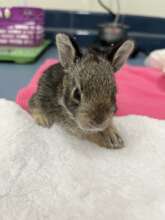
29, 33, 134, 149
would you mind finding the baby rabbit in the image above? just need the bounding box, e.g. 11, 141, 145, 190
29, 33, 134, 149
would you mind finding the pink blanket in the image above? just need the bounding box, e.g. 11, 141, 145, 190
16, 59, 165, 119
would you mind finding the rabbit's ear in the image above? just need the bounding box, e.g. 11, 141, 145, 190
112, 40, 134, 72
56, 33, 79, 68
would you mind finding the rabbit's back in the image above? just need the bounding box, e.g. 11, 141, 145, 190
29, 63, 66, 124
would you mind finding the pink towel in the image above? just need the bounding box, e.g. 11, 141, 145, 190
16, 59, 165, 119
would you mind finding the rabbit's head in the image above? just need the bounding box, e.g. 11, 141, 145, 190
56, 33, 134, 132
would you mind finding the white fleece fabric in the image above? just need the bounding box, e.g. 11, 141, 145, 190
0, 99, 165, 220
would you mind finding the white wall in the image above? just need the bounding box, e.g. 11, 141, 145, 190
0, 0, 165, 18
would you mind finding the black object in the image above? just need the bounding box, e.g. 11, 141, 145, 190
93, 22, 138, 58
95, 0, 138, 56
98, 22, 128, 46
96, 1, 130, 51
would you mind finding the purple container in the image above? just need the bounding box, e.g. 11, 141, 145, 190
0, 7, 44, 47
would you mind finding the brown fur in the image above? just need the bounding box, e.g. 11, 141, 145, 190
29, 33, 134, 149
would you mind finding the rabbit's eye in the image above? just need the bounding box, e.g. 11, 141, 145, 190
72, 87, 81, 103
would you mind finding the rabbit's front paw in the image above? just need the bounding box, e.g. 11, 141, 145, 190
85, 128, 124, 149
31, 109, 52, 127
101, 127, 125, 149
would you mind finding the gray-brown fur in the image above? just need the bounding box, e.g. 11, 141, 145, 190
29, 33, 134, 149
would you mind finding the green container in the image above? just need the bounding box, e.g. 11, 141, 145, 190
0, 40, 50, 64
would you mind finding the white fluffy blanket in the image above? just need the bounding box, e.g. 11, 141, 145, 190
0, 99, 165, 220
